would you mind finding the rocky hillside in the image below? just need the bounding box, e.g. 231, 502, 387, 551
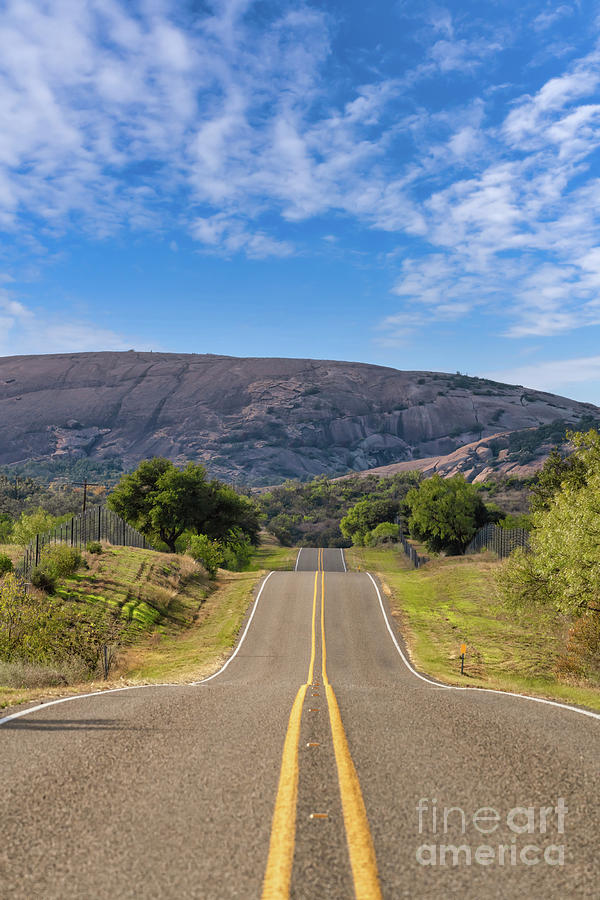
0, 351, 598, 485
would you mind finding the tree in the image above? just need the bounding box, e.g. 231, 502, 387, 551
108, 459, 212, 552
529, 446, 587, 513
405, 475, 489, 554
202, 483, 261, 546
11, 508, 68, 547
108, 458, 261, 552
340, 499, 399, 546
498, 429, 600, 616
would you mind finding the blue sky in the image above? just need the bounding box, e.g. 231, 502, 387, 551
2, 1, 600, 403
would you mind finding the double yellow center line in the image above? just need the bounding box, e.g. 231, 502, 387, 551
317, 546, 324, 571
262, 567, 381, 899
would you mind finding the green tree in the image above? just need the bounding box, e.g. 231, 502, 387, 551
499, 429, 600, 616
340, 499, 399, 546
108, 458, 261, 552
405, 474, 489, 554
202, 483, 261, 546
108, 458, 212, 551
529, 447, 587, 513
0, 513, 13, 543
11, 508, 68, 547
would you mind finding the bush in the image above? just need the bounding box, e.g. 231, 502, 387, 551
0, 513, 13, 543
188, 534, 224, 579
555, 614, 600, 683
42, 545, 82, 578
369, 522, 400, 544
86, 541, 103, 554
0, 572, 126, 677
28, 545, 83, 594
220, 529, 254, 571
0, 553, 13, 575
30, 567, 57, 593
340, 499, 400, 546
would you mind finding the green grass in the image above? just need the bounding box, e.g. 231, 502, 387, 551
55, 546, 208, 628
122, 569, 265, 682
245, 542, 297, 571
0, 539, 288, 709
347, 545, 600, 712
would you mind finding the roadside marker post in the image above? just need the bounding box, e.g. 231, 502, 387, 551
460, 643, 466, 675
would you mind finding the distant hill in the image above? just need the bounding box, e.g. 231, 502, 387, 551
0, 351, 598, 485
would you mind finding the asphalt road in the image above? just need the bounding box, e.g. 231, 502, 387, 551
1, 551, 598, 899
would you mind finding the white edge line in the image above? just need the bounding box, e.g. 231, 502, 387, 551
0, 571, 275, 727
366, 572, 600, 722
295, 547, 302, 571
340, 548, 347, 573
188, 570, 274, 684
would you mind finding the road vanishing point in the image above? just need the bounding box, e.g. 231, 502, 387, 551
1, 548, 599, 898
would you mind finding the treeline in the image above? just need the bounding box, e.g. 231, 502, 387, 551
257, 471, 529, 550
257, 473, 422, 547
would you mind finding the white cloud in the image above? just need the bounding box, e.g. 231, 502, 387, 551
0, 0, 599, 351
191, 214, 293, 258
0, 294, 140, 355
489, 355, 600, 392
379, 41, 600, 346
429, 37, 502, 73
534, 5, 574, 32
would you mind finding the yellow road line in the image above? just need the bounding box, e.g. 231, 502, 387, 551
262, 571, 319, 899
321, 572, 383, 900
261, 684, 307, 899
307, 571, 318, 685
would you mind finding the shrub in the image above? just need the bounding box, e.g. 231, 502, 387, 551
0, 553, 13, 576
42, 545, 82, 578
86, 541, 103, 554
0, 513, 13, 543
340, 499, 400, 546
188, 534, 224, 579
555, 614, 600, 683
369, 522, 400, 544
30, 567, 57, 593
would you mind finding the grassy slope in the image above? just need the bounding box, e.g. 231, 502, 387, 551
347, 545, 600, 712
0, 540, 295, 710
0, 544, 24, 567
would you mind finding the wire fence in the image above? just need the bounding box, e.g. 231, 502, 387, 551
19, 506, 152, 577
465, 523, 530, 559
399, 533, 429, 568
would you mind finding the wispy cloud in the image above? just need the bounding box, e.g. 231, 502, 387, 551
1, 0, 600, 353
534, 5, 574, 32
489, 355, 600, 393
0, 293, 139, 356
380, 41, 600, 343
